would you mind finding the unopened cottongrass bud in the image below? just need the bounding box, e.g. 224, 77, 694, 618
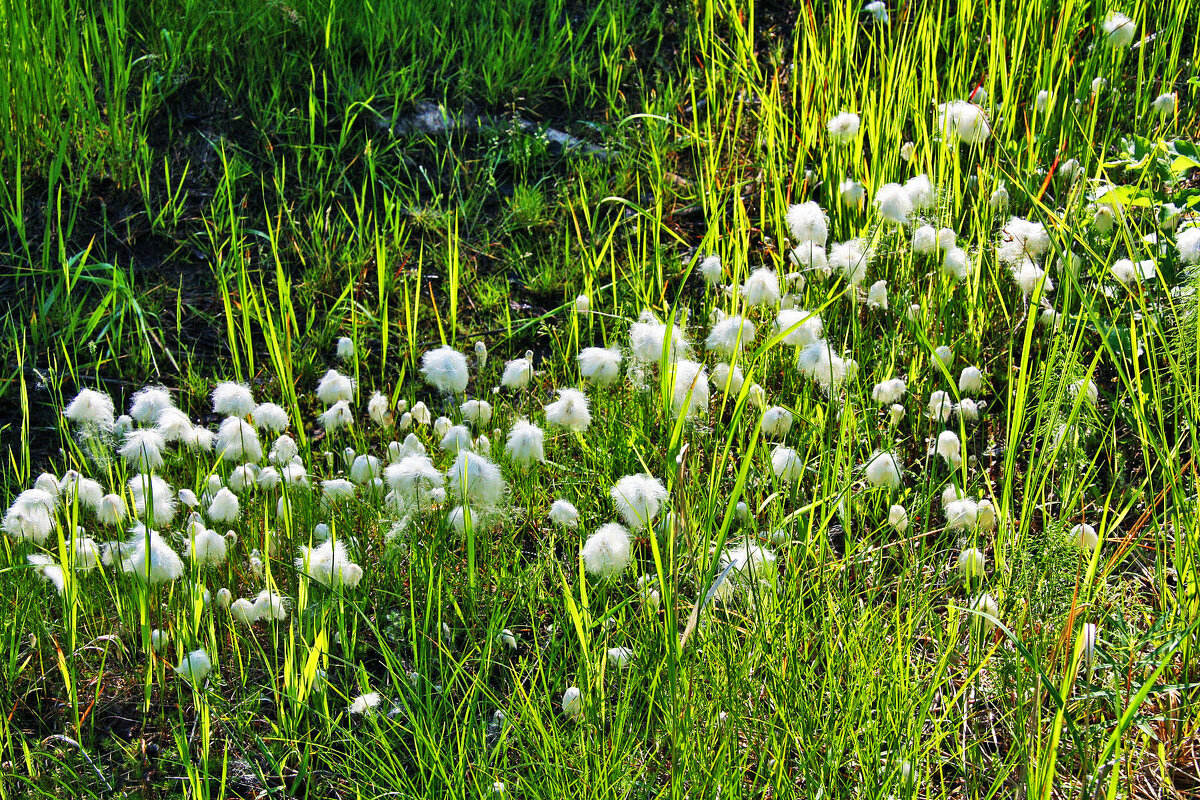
936, 430, 962, 468
411, 402, 432, 426
1078, 623, 1098, 667
839, 179, 865, 206
335, 336, 354, 361
1071, 523, 1099, 552
473, 341, 487, 370
549, 499, 580, 528
864, 451, 903, 489
582, 523, 632, 579
761, 406, 793, 438
420, 346, 469, 395
958, 548, 986, 581
899, 141, 915, 162
867, 280, 888, 310
977, 498, 996, 533
561, 686, 583, 719
826, 111, 860, 144
574, 294, 590, 313
889, 504, 908, 533
735, 502, 750, 524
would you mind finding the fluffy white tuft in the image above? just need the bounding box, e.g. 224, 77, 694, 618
581, 523, 632, 579
421, 346, 470, 394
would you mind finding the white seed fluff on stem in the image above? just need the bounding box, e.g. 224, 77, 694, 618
296, 540, 363, 589
912, 225, 939, 255
741, 268, 782, 307
175, 649, 213, 685
959, 366, 984, 395
1102, 11, 1135, 47
501, 351, 535, 390
944, 497, 978, 531
1151, 92, 1176, 116
934, 345, 955, 369
889, 403, 906, 426
788, 242, 829, 278
154, 408, 194, 443
889, 504, 909, 533
970, 593, 1000, 634
129, 387, 174, 425
216, 416, 263, 463
420, 346, 470, 394
119, 429, 167, 471
207, 487, 240, 524
1175, 227, 1200, 265
212, 382, 255, 416
942, 247, 972, 281
607, 646, 634, 669
561, 686, 584, 719
385, 454, 444, 508
872, 377, 906, 405
705, 315, 756, 357
1071, 523, 1099, 552
318, 401, 354, 431
188, 527, 228, 566
439, 425, 474, 454
581, 523, 632, 579
761, 406, 793, 438
549, 499, 580, 528
775, 309, 823, 348
505, 420, 545, 469
829, 239, 872, 284
610, 474, 668, 530
119, 527, 185, 584
669, 360, 709, 419
544, 388, 591, 432
937, 100, 991, 145
958, 548, 986, 580
315, 370, 355, 405
903, 174, 935, 208
367, 392, 391, 427
461, 399, 494, 428
698, 253, 723, 284
64, 389, 116, 431
785, 201, 830, 246
350, 454, 381, 484
864, 451, 903, 489
128, 474, 178, 527
956, 398, 981, 423
252, 589, 288, 621
252, 403, 290, 432
826, 111, 861, 144
770, 446, 802, 484
936, 430, 962, 468
447, 450, 506, 509
269, 434, 298, 464
867, 280, 888, 310
874, 183, 913, 224
710, 363, 745, 394
335, 336, 354, 361
28, 553, 65, 593
839, 179, 866, 206
96, 494, 127, 527
577, 347, 623, 386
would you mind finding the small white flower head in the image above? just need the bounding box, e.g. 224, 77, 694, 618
1102, 11, 1135, 47
187, 526, 228, 566
561, 686, 584, 719
315, 369, 355, 405
319, 401, 354, 432
544, 388, 591, 432
1071, 522, 1099, 552
748, 383, 767, 410
699, 253, 724, 284
1070, 378, 1099, 406
96, 493, 127, 527
958, 548, 986, 581
432, 415, 451, 438
296, 539, 363, 589
796, 342, 857, 391
774, 308, 823, 348
421, 346, 470, 395
1150, 92, 1176, 116
936, 430, 962, 468
826, 111, 861, 144
988, 182, 1010, 212
865, 1, 888, 23
1091, 76, 1107, 96
385, 454, 444, 508
710, 362, 745, 395
903, 174, 935, 208
472, 340, 488, 370
706, 315, 757, 357
367, 392, 391, 427
770, 446, 802, 484
933, 345, 955, 370
956, 398, 981, 423
129, 386, 174, 425
889, 504, 909, 533
128, 473, 178, 527
440, 424, 474, 454
942, 247, 972, 281
251, 402, 289, 433
607, 646, 634, 670
63, 389, 116, 431
867, 280, 888, 311
336, 336, 355, 361
576, 347, 623, 387
610, 474, 667, 530
761, 406, 793, 439
742, 268, 782, 307
207, 487, 240, 524
216, 416, 262, 463
1110, 257, 1156, 286
216, 587, 232, 609
889, 403, 906, 426
581, 523, 632, 579
213, 382, 255, 417
252, 589, 288, 621
669, 360, 709, 419
864, 451, 903, 489
970, 593, 1000, 635
968, 85, 988, 104
900, 141, 916, 162
549, 499, 580, 528
912, 225, 938, 255
269, 434, 298, 465
1035, 89, 1051, 113
118, 527, 185, 584
874, 182, 913, 224
785, 201, 830, 246
349, 692, 382, 715
453, 399, 491, 429
872, 377, 907, 405
937, 100, 992, 145
505, 419, 545, 470
27, 553, 64, 593
959, 366, 984, 396
1174, 227, 1200, 265
447, 450, 506, 509
788, 241, 829, 278
977, 498, 996, 532
829, 238, 872, 284
119, 429, 167, 471
574, 294, 590, 313
175, 649, 213, 685
501, 351, 535, 391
